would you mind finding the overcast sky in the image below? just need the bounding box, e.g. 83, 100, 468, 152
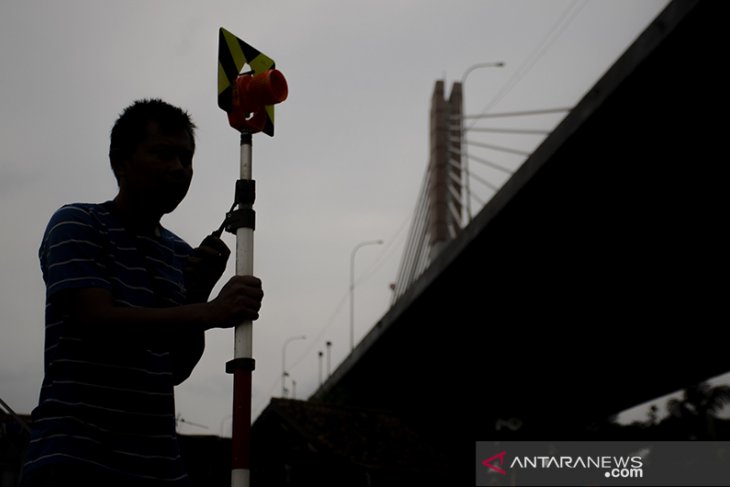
1, 0, 672, 435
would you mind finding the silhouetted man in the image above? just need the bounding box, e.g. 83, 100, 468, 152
21, 99, 263, 486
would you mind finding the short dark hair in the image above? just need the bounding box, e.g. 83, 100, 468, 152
109, 98, 196, 165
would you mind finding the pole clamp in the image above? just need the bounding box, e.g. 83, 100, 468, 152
235, 179, 256, 205
226, 357, 256, 373
224, 208, 255, 234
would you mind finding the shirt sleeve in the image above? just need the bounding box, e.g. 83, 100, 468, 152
39, 204, 112, 299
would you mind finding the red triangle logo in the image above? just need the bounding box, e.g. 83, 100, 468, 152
482, 451, 507, 475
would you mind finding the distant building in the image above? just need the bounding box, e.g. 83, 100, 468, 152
251, 399, 449, 486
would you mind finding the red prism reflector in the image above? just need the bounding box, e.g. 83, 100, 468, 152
217, 28, 288, 135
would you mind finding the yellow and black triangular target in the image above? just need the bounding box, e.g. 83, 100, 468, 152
218, 27, 277, 135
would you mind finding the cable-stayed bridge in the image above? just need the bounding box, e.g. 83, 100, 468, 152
309, 0, 728, 436
254, 1, 730, 483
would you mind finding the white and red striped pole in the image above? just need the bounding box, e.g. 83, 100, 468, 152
226, 131, 256, 487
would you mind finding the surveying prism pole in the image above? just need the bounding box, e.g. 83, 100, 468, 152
217, 27, 288, 487
225, 131, 256, 487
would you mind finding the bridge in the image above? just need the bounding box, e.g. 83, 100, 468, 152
254, 0, 729, 483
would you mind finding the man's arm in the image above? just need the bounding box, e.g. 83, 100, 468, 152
58, 275, 263, 344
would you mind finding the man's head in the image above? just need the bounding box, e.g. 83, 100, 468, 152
109, 99, 197, 216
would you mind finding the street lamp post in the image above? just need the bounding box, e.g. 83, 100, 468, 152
325, 341, 332, 377
318, 351, 323, 387
281, 335, 306, 397
350, 240, 383, 351
460, 61, 505, 221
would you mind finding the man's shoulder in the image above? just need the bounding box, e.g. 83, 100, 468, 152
42, 202, 116, 247
48, 202, 112, 225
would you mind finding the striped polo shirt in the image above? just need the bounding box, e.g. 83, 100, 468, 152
23, 202, 195, 485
